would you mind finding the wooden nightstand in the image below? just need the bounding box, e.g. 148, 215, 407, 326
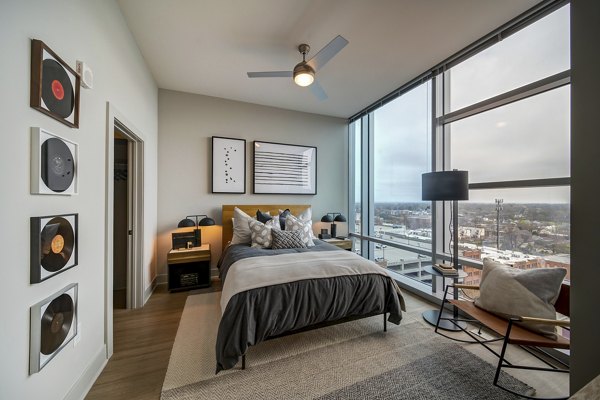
323, 238, 353, 251
167, 244, 211, 292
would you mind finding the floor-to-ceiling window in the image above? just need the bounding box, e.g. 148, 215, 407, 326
444, 4, 571, 285
349, 1, 570, 294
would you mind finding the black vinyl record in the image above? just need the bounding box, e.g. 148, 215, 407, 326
40, 217, 74, 272
41, 58, 74, 118
41, 137, 74, 193
40, 293, 74, 355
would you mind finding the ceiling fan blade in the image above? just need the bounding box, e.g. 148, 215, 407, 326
306, 35, 349, 72
247, 71, 293, 78
309, 80, 328, 101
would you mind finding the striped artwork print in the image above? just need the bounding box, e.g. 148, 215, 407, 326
253, 141, 316, 194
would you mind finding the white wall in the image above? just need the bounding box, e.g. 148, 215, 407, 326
0, 1, 158, 399
158, 89, 348, 279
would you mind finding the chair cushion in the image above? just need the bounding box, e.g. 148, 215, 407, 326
474, 258, 566, 339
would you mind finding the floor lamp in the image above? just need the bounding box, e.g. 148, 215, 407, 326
421, 170, 469, 331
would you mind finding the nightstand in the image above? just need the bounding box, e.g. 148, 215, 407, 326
167, 244, 211, 292
323, 238, 353, 251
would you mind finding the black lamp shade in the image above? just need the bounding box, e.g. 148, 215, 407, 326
177, 218, 196, 228
199, 217, 215, 226
422, 171, 469, 201
321, 214, 334, 223
334, 214, 347, 222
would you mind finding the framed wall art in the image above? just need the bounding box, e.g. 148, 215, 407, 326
253, 141, 317, 195
29, 283, 78, 374
212, 136, 246, 193
30, 39, 80, 128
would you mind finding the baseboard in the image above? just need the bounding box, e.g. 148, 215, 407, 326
143, 276, 158, 304
156, 273, 168, 285
64, 345, 107, 400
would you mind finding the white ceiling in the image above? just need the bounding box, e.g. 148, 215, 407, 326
118, 0, 542, 118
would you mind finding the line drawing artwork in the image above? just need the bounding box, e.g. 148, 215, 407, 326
253, 141, 316, 194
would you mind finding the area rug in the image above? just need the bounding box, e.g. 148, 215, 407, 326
161, 292, 533, 400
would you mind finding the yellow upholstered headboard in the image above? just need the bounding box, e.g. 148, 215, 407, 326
221, 204, 311, 250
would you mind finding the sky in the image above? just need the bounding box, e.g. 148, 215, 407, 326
362, 5, 570, 204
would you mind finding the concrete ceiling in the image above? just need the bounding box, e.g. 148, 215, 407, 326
118, 0, 542, 118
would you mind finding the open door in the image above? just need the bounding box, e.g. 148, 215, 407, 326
105, 103, 145, 358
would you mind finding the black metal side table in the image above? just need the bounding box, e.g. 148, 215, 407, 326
422, 265, 468, 331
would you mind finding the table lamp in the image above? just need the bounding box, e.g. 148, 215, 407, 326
321, 212, 347, 238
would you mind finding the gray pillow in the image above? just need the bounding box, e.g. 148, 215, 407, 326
271, 229, 307, 250
474, 258, 566, 339
248, 219, 276, 249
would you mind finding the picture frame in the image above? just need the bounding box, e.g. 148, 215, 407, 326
253, 140, 317, 195
29, 283, 78, 374
30, 39, 80, 128
30, 213, 78, 283
31, 127, 78, 195
212, 136, 246, 193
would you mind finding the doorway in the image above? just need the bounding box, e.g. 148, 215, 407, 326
105, 103, 145, 358
113, 132, 130, 309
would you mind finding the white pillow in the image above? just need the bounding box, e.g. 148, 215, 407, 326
285, 214, 315, 247
230, 207, 254, 245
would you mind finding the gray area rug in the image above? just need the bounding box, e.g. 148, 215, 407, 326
161, 292, 533, 400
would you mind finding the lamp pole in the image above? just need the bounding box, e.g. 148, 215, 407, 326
495, 199, 503, 250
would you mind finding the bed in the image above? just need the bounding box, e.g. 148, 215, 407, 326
215, 204, 405, 373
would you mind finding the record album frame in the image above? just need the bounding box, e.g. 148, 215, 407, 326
31, 127, 78, 195
30, 39, 80, 128
30, 283, 78, 374
30, 213, 78, 283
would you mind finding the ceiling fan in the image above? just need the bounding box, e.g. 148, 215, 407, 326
247, 35, 349, 101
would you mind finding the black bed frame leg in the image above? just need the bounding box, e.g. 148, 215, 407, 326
242, 354, 246, 370
383, 312, 387, 332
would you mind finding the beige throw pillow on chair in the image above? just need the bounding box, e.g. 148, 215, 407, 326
474, 258, 566, 339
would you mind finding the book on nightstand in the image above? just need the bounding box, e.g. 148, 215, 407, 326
433, 263, 459, 276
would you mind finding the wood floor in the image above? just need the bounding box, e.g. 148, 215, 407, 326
86, 285, 189, 400
87, 283, 567, 399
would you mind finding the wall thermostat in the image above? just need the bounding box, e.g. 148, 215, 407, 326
76, 60, 93, 89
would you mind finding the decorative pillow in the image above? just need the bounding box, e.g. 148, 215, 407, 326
256, 209, 272, 224
248, 219, 275, 248
230, 207, 254, 245
280, 207, 315, 239
284, 214, 315, 247
271, 229, 307, 250
474, 258, 566, 339
278, 209, 291, 230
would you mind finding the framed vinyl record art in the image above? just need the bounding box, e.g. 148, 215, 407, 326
253, 141, 317, 195
30, 213, 78, 283
212, 136, 246, 193
30, 39, 80, 128
31, 127, 78, 195
30, 283, 78, 374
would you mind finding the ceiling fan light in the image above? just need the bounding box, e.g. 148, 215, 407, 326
293, 62, 315, 87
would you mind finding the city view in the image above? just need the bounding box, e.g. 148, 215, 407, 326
354, 201, 571, 287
